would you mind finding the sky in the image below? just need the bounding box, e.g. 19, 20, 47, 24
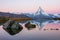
0, 0, 60, 13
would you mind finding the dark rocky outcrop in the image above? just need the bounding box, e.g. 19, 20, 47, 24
3, 20, 23, 35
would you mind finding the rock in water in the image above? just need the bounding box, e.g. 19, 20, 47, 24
25, 22, 36, 30
3, 20, 23, 35
11, 21, 23, 34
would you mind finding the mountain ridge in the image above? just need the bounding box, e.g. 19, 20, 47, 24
0, 7, 60, 20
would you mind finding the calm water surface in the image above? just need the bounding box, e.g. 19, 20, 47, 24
0, 20, 60, 40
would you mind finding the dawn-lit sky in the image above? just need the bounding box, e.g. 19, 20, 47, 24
0, 0, 60, 13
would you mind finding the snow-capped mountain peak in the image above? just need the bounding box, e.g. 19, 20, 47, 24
35, 7, 49, 16
24, 7, 60, 19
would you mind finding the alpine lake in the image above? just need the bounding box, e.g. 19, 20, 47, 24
0, 19, 60, 40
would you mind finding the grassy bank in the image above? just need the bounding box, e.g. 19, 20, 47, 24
0, 17, 33, 23
9, 18, 33, 22
0, 17, 9, 23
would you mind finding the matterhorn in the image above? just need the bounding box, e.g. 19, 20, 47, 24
25, 7, 60, 19
33, 7, 52, 19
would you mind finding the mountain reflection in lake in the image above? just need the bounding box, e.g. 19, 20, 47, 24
0, 19, 60, 40
20, 19, 60, 30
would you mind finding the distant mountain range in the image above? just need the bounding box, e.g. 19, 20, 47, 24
0, 7, 60, 20
0, 12, 31, 18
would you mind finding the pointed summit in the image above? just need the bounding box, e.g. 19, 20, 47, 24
38, 6, 44, 13
35, 6, 44, 15
35, 6, 49, 16
34, 6, 51, 19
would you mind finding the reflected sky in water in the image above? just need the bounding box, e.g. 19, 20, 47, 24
0, 19, 60, 40
19, 19, 60, 29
